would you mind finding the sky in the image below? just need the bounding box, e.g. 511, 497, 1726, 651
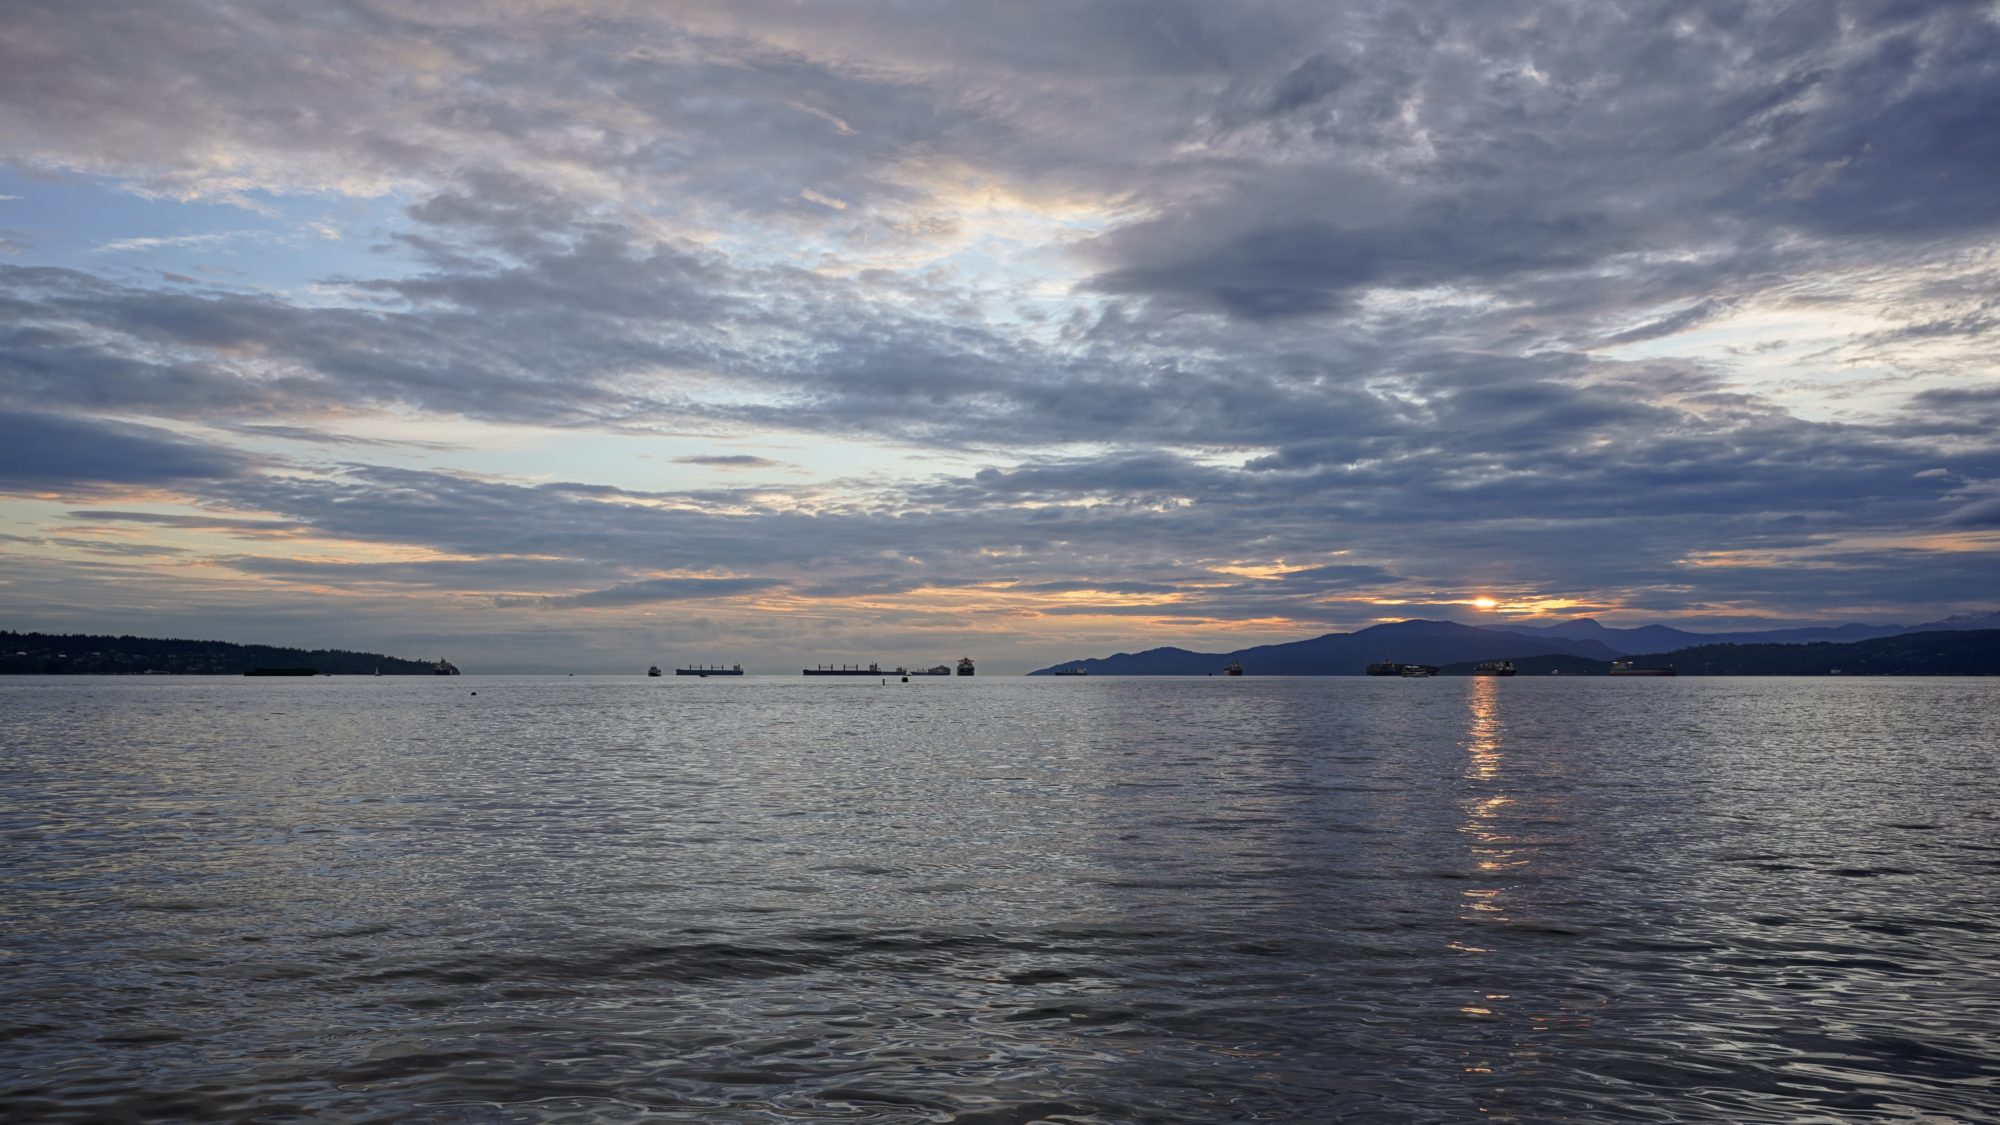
2, 0, 1998, 673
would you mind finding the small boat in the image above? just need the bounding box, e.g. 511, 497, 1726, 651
1608, 660, 1676, 677
1222, 662, 1243, 676
956, 656, 975, 677
678, 663, 744, 677
1473, 660, 1516, 677
1052, 667, 1089, 676
647, 665, 662, 677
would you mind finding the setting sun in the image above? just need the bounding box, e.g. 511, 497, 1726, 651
1472, 596, 1499, 609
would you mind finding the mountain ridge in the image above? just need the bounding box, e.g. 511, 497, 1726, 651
1434, 630, 2000, 677
1028, 612, 2000, 675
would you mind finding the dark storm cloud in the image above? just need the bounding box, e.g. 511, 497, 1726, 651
218, 423, 463, 451
64, 510, 306, 535
673, 455, 787, 469
1942, 498, 2000, 529
223, 554, 629, 592
45, 537, 189, 557
1079, 2, 2000, 322
0, 410, 244, 488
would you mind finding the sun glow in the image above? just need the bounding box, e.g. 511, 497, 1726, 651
1472, 596, 1499, 609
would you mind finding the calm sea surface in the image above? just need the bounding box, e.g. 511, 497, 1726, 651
2, 675, 1996, 1123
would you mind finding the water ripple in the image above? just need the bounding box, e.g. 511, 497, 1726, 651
2, 675, 1997, 1122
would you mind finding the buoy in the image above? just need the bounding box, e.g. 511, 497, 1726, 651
470, 691, 477, 695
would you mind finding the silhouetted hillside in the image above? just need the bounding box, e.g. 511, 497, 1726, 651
0, 631, 443, 675
1029, 619, 1616, 675
1436, 629, 2000, 676
1653, 630, 2000, 675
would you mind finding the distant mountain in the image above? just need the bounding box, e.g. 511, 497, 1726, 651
1029, 619, 1618, 676
1504, 616, 1911, 655
1033, 611, 2000, 675
1439, 630, 2000, 676
0, 631, 444, 675
1913, 611, 2000, 632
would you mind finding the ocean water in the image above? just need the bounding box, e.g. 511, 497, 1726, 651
2, 675, 1996, 1123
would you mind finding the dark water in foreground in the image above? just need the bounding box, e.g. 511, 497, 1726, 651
2, 676, 1997, 1123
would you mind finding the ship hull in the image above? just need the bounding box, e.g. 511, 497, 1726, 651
677, 669, 743, 676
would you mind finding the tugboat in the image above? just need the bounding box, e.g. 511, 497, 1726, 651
1053, 666, 1089, 676
1609, 659, 1676, 677
432, 658, 460, 676
647, 665, 662, 677
956, 656, 975, 677
1473, 660, 1517, 677
678, 663, 744, 677
1222, 661, 1243, 676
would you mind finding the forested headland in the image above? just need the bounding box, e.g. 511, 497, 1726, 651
0, 631, 440, 675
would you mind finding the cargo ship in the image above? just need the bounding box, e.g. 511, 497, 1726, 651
1370, 661, 1440, 677
909, 664, 953, 676
804, 663, 900, 676
1473, 660, 1516, 677
1608, 659, 1676, 677
956, 657, 975, 677
1053, 667, 1089, 676
678, 663, 743, 677
1222, 661, 1243, 676
432, 659, 460, 676
647, 665, 662, 677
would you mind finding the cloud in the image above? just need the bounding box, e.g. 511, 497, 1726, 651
0, 410, 244, 488
0, 0, 1997, 664
674, 455, 786, 468
94, 231, 260, 254
497, 576, 789, 609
